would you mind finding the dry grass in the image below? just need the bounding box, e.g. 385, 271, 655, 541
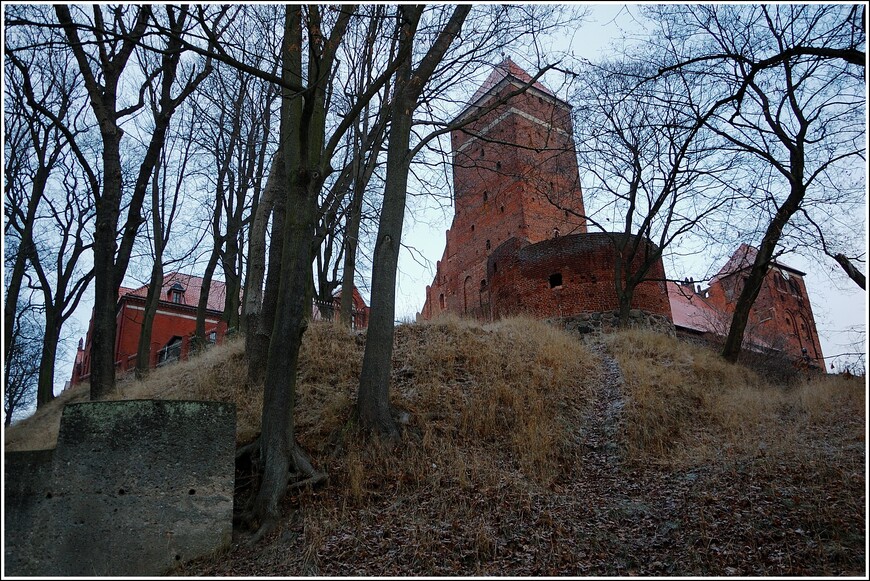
3, 381, 91, 452
5, 317, 597, 489
605, 329, 866, 465
290, 315, 597, 508
9, 318, 863, 576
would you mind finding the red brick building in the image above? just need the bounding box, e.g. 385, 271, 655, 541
420, 59, 672, 323
70, 273, 372, 386
70, 273, 229, 385
668, 244, 824, 367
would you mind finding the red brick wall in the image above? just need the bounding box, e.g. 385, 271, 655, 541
485, 233, 672, 320
71, 297, 224, 384
705, 268, 823, 362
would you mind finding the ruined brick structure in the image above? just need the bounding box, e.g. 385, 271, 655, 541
669, 244, 824, 366
420, 59, 672, 324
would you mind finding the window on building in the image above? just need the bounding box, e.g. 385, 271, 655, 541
493, 262, 498, 273
480, 279, 487, 290
788, 279, 802, 297
471, 224, 475, 232
168, 282, 185, 304
486, 239, 491, 250
500, 206, 505, 213
439, 293, 445, 309
207, 331, 217, 344
549, 273, 563, 289
774, 274, 786, 292
157, 337, 182, 367
483, 191, 488, 202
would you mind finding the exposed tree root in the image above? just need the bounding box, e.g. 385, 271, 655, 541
233, 435, 327, 545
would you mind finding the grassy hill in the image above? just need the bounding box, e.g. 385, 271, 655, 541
5, 317, 865, 576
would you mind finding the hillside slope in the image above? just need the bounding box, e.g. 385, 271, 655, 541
4, 318, 865, 576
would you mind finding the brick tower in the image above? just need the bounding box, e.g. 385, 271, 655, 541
421, 59, 588, 319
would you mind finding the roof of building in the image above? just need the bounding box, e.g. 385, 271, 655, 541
711, 243, 806, 284
456, 57, 566, 123
667, 281, 721, 334
667, 279, 781, 352
332, 285, 369, 310
468, 57, 555, 104
121, 272, 227, 312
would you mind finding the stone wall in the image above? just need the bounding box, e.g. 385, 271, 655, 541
548, 309, 676, 337
4, 400, 235, 577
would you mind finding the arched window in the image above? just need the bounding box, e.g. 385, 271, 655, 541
774, 273, 786, 292
463, 276, 473, 314
439, 293, 445, 310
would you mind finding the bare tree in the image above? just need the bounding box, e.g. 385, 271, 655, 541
3, 15, 84, 376
646, 4, 866, 362
5, 10, 96, 407
51, 4, 211, 398
357, 4, 583, 436
357, 4, 472, 437
561, 58, 739, 327
134, 108, 200, 377
4, 299, 41, 426
201, 4, 409, 540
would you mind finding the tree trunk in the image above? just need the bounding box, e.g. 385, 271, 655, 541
248, 163, 286, 385
722, 184, 806, 362
194, 245, 221, 349
89, 127, 124, 400
136, 265, 164, 377
222, 224, 242, 331
243, 148, 282, 346
249, 3, 310, 531
36, 308, 60, 407
356, 8, 420, 438
357, 4, 470, 437
339, 178, 364, 328
136, 157, 167, 377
